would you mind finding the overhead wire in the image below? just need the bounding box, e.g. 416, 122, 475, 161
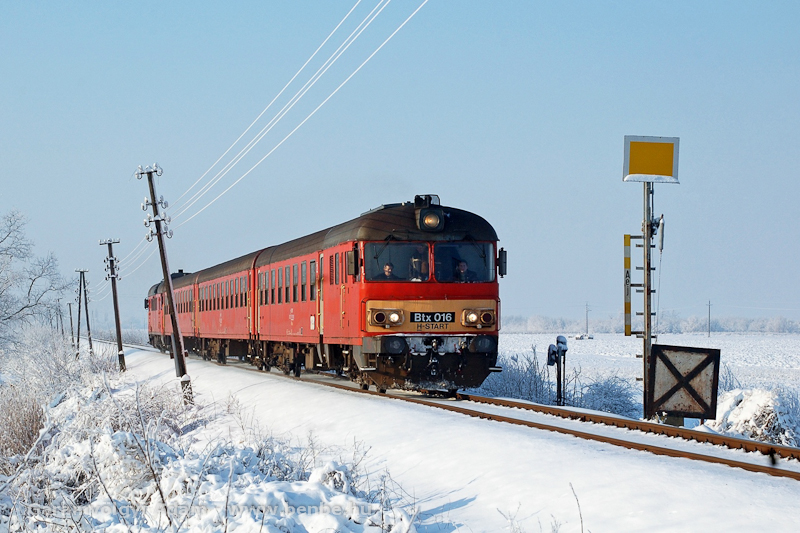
172, 0, 390, 221
170, 0, 364, 215
106, 1, 428, 291
177, 0, 428, 227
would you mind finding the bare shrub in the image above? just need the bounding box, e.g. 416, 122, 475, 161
577, 374, 640, 418
474, 350, 555, 404
0, 385, 44, 472
718, 363, 742, 392
472, 348, 640, 418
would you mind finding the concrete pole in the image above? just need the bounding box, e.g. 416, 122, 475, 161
101, 239, 126, 371
139, 166, 192, 403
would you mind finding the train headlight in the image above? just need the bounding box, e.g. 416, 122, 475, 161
461, 308, 495, 327
417, 207, 445, 232
369, 308, 404, 327
422, 212, 440, 229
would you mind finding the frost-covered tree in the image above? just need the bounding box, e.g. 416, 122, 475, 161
0, 210, 68, 344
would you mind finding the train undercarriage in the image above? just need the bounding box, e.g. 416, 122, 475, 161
148, 333, 500, 394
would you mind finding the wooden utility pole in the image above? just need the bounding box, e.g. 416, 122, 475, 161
55, 298, 65, 338
707, 300, 712, 337
81, 270, 94, 356
137, 164, 192, 402
101, 239, 126, 371
68, 302, 75, 349
75, 271, 83, 357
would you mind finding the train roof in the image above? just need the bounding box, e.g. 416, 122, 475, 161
150, 198, 498, 292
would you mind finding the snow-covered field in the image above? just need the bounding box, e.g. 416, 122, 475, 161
501, 332, 800, 396
119, 338, 800, 532
3, 332, 800, 532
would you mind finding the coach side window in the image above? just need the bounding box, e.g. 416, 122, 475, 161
301, 262, 307, 302
271, 270, 276, 304
310, 261, 317, 301
293, 264, 298, 303
285, 266, 290, 303
277, 268, 283, 303
335, 253, 340, 285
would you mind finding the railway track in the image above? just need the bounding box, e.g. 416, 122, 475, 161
120, 341, 800, 482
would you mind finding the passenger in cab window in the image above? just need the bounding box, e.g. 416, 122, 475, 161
380, 262, 402, 280
455, 260, 478, 282
408, 243, 429, 281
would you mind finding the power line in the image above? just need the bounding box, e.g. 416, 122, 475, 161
178, 0, 429, 227
171, 0, 364, 212
172, 0, 392, 222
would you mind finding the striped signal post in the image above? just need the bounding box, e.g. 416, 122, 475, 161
137, 164, 192, 403
100, 239, 126, 371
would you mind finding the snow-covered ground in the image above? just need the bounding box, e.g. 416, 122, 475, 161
501, 332, 800, 396
3, 332, 799, 531
113, 338, 800, 532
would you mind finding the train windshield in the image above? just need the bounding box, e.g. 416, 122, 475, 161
365, 242, 430, 281
433, 242, 495, 283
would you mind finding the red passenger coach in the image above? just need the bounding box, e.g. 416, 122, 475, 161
146, 195, 507, 392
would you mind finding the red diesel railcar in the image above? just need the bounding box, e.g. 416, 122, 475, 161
146, 195, 506, 392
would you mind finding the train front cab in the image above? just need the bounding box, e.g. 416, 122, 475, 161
356, 238, 503, 392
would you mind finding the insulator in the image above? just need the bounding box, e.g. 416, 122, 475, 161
146, 233, 153, 242
162, 200, 169, 209
167, 230, 173, 239
144, 220, 150, 227
165, 216, 171, 225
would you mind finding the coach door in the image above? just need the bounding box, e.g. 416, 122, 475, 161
317, 253, 324, 335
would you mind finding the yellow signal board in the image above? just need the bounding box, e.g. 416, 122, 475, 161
623, 136, 679, 183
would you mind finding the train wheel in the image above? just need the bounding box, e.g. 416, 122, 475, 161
447, 389, 458, 398
360, 384, 369, 391
378, 388, 387, 394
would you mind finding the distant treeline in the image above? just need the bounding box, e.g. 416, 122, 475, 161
503, 312, 800, 334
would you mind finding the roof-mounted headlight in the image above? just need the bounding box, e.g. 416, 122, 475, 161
416, 207, 445, 232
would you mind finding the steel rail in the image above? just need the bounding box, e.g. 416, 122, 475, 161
452, 392, 800, 462
314, 381, 800, 482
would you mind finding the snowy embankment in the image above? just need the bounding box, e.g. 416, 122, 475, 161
3, 331, 800, 531
0, 333, 413, 532
117, 345, 800, 531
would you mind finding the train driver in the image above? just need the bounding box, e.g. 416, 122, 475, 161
380, 262, 402, 280
455, 260, 478, 282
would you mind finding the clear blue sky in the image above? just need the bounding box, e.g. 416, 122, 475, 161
2, 1, 799, 328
